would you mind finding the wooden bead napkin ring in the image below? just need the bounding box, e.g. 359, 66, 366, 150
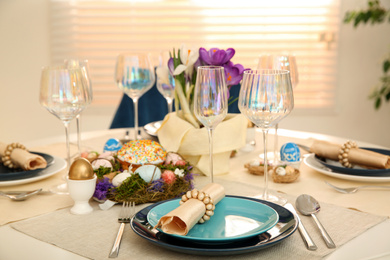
180, 189, 215, 224
338, 140, 357, 168
1, 142, 27, 169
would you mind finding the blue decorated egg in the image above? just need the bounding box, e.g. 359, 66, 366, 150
280, 142, 301, 162
135, 165, 162, 182
103, 138, 122, 152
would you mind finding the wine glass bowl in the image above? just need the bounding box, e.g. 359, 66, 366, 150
194, 66, 228, 183
239, 69, 294, 202
115, 53, 155, 140
40, 66, 89, 122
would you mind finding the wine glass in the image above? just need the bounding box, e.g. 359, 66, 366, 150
156, 52, 175, 114
194, 66, 228, 183
64, 59, 93, 156
40, 66, 90, 194
238, 69, 294, 203
257, 54, 299, 163
115, 53, 155, 140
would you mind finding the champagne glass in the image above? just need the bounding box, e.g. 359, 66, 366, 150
156, 52, 175, 114
194, 66, 228, 183
238, 69, 294, 203
64, 59, 93, 155
115, 53, 155, 140
40, 66, 89, 194
257, 54, 299, 163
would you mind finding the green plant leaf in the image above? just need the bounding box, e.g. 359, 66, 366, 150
386, 91, 390, 101
375, 97, 382, 109
384, 60, 390, 73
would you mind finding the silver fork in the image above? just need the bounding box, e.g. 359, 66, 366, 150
325, 181, 390, 194
109, 201, 135, 258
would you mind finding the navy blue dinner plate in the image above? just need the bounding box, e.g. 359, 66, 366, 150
0, 152, 54, 181
315, 147, 390, 177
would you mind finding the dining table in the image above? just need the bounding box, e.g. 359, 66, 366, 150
1, 126, 389, 260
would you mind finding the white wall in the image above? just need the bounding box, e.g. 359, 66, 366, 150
1, 0, 389, 147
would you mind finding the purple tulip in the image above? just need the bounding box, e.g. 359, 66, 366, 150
223, 62, 246, 86
199, 47, 235, 66
167, 57, 175, 76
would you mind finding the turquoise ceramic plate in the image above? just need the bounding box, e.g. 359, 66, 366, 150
147, 197, 279, 244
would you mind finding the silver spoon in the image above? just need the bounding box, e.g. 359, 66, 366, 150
296, 194, 336, 248
0, 189, 42, 201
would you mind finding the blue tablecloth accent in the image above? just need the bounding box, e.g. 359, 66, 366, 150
109, 83, 241, 129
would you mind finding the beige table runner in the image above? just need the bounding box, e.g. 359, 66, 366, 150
11, 177, 387, 260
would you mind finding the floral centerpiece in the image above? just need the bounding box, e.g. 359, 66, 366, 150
156, 46, 249, 176
157, 45, 247, 127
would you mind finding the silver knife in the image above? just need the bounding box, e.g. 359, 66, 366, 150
284, 202, 317, 250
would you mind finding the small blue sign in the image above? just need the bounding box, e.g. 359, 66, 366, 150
280, 142, 301, 162
103, 138, 122, 152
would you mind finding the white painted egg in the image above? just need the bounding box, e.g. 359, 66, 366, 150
249, 159, 261, 166
98, 151, 115, 161
135, 165, 162, 182
275, 167, 286, 176
112, 171, 131, 187
91, 159, 113, 170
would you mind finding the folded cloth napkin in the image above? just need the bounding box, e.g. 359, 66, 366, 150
0, 142, 47, 170
157, 112, 247, 176
310, 140, 390, 169
155, 183, 225, 235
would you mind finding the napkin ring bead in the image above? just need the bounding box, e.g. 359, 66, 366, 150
338, 140, 357, 168
180, 189, 215, 224
2, 143, 27, 168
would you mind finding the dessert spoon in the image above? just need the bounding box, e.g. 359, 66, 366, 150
296, 194, 336, 248
0, 189, 43, 201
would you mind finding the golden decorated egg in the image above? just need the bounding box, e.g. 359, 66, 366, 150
68, 158, 94, 180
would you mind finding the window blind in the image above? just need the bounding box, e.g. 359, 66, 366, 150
49, 0, 340, 111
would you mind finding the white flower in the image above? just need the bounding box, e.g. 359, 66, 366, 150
173, 45, 199, 79
156, 66, 170, 86
174, 168, 185, 178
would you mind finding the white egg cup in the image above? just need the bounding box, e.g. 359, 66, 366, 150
66, 175, 97, 215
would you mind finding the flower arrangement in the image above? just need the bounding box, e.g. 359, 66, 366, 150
156, 45, 247, 128
82, 151, 194, 204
